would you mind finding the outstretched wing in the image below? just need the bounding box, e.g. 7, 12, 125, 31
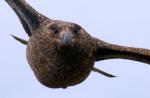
93, 38, 150, 64
11, 34, 28, 45
18, 16, 32, 37
92, 67, 116, 78
5, 0, 48, 36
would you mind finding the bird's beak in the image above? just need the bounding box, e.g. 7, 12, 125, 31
60, 32, 73, 45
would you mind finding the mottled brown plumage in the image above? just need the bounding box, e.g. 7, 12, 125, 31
5, 0, 150, 88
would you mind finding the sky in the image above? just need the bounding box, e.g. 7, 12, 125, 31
1, 0, 150, 98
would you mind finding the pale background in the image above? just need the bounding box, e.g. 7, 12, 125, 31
1, 0, 150, 98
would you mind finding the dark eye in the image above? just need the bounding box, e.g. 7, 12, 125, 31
49, 24, 60, 34
71, 24, 81, 34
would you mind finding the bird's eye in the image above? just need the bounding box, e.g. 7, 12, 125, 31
49, 24, 60, 34
71, 24, 81, 34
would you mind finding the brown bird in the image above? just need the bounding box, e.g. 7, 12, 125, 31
5, 0, 150, 89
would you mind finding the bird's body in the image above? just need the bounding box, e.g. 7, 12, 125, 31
27, 25, 95, 88
5, 0, 150, 88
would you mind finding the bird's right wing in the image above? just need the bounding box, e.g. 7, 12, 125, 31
5, 0, 48, 36
11, 34, 28, 45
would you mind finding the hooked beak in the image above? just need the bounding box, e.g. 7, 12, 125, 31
60, 32, 73, 45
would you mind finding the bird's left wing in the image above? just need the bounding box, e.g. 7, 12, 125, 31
93, 38, 150, 64
92, 67, 116, 77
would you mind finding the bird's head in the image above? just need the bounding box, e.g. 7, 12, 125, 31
40, 20, 91, 52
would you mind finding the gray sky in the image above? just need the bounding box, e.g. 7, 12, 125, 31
1, 0, 150, 98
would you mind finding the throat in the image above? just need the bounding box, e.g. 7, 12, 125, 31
61, 50, 81, 63
58, 47, 85, 64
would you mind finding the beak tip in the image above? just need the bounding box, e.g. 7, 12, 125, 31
60, 32, 72, 45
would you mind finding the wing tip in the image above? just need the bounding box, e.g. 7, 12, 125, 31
11, 34, 28, 45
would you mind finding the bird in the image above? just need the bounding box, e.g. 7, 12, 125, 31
5, 0, 150, 89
